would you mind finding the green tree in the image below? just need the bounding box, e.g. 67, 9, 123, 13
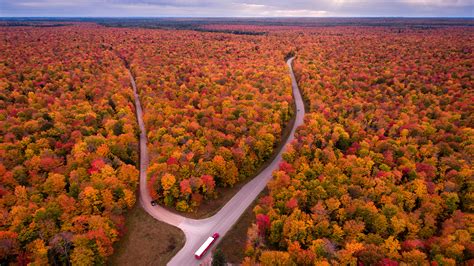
212, 248, 226, 266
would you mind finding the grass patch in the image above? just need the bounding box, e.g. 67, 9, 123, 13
108, 203, 185, 266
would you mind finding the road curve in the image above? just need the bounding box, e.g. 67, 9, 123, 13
129, 57, 305, 266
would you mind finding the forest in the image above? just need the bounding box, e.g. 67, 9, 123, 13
0, 22, 297, 264
0, 20, 472, 265
125, 30, 294, 211
0, 24, 140, 264
243, 26, 473, 265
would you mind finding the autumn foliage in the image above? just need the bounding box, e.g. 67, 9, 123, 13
0, 24, 139, 264
117, 29, 295, 211
1, 20, 472, 265
245, 26, 473, 265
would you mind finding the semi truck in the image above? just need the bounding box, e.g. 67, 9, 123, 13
194, 233, 220, 259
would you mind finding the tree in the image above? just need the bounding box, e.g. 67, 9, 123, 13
401, 250, 428, 264
70, 241, 95, 265
180, 179, 192, 196
43, 173, 66, 195
80, 186, 102, 214
26, 239, 48, 265
383, 236, 401, 259
212, 248, 226, 266
161, 173, 176, 191
0, 231, 19, 262
259, 251, 291, 266
201, 175, 216, 195
211, 155, 238, 187
49, 232, 73, 264
256, 214, 270, 238
117, 164, 139, 187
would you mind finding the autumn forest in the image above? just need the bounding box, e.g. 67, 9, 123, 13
0, 18, 472, 265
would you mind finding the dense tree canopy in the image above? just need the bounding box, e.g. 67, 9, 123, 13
0, 24, 139, 264
244, 26, 473, 265
115, 29, 295, 211
1, 21, 472, 265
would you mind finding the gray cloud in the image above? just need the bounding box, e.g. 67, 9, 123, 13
1, 0, 472, 17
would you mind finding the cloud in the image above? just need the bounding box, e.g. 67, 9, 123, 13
111, 0, 222, 8
271, 10, 328, 17
0, 0, 472, 17
402, 0, 472, 7
16, 0, 101, 7
234, 2, 328, 17
240, 3, 266, 9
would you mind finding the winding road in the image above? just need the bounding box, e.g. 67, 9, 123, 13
129, 57, 305, 266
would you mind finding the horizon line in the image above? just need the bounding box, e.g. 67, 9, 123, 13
1, 16, 473, 19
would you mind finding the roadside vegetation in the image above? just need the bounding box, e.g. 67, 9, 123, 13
216, 190, 264, 263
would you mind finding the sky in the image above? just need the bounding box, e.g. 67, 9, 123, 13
1, 0, 473, 17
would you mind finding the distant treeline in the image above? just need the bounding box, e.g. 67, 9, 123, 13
1, 17, 473, 29
95, 20, 267, 35
190, 28, 266, 35
0, 21, 72, 27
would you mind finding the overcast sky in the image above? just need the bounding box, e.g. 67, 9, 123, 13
1, 0, 473, 17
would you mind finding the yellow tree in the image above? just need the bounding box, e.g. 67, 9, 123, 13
259, 251, 292, 266
27, 239, 49, 265
43, 173, 66, 195
80, 187, 102, 214
383, 236, 401, 259
117, 164, 139, 187
161, 173, 176, 191
71, 237, 94, 266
